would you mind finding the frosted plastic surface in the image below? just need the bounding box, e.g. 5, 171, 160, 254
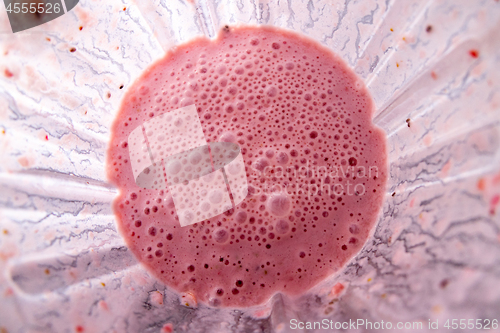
0, 0, 499, 332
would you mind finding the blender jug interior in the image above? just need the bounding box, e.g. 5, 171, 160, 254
0, 0, 499, 332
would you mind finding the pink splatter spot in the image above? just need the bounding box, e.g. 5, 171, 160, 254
469, 49, 479, 58
477, 178, 486, 191
440, 160, 452, 178
17, 156, 30, 168
98, 300, 108, 311
4, 287, 13, 297
151, 291, 164, 305
331, 282, 344, 296
423, 134, 432, 147
490, 194, 499, 216
161, 323, 173, 333
251, 308, 273, 318
4, 69, 13, 78
493, 172, 500, 185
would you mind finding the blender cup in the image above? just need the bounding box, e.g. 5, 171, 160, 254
0, 0, 499, 332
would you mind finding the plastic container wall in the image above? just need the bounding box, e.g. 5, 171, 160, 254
0, 0, 499, 332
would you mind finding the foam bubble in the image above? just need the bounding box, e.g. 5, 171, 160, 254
209, 190, 223, 204
166, 160, 182, 175
228, 86, 237, 95
213, 228, 229, 243
267, 194, 291, 217
200, 202, 211, 212
253, 158, 269, 172
219, 132, 236, 143
217, 65, 227, 75
189, 151, 203, 165
180, 98, 193, 107
235, 211, 247, 223
349, 224, 360, 234
227, 161, 243, 175
275, 220, 290, 234
266, 86, 278, 97
276, 152, 289, 165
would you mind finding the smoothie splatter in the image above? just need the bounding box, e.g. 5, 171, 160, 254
107, 25, 387, 307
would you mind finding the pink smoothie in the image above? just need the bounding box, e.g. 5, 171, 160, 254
107, 25, 387, 308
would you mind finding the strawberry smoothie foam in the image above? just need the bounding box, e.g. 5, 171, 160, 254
107, 25, 387, 308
